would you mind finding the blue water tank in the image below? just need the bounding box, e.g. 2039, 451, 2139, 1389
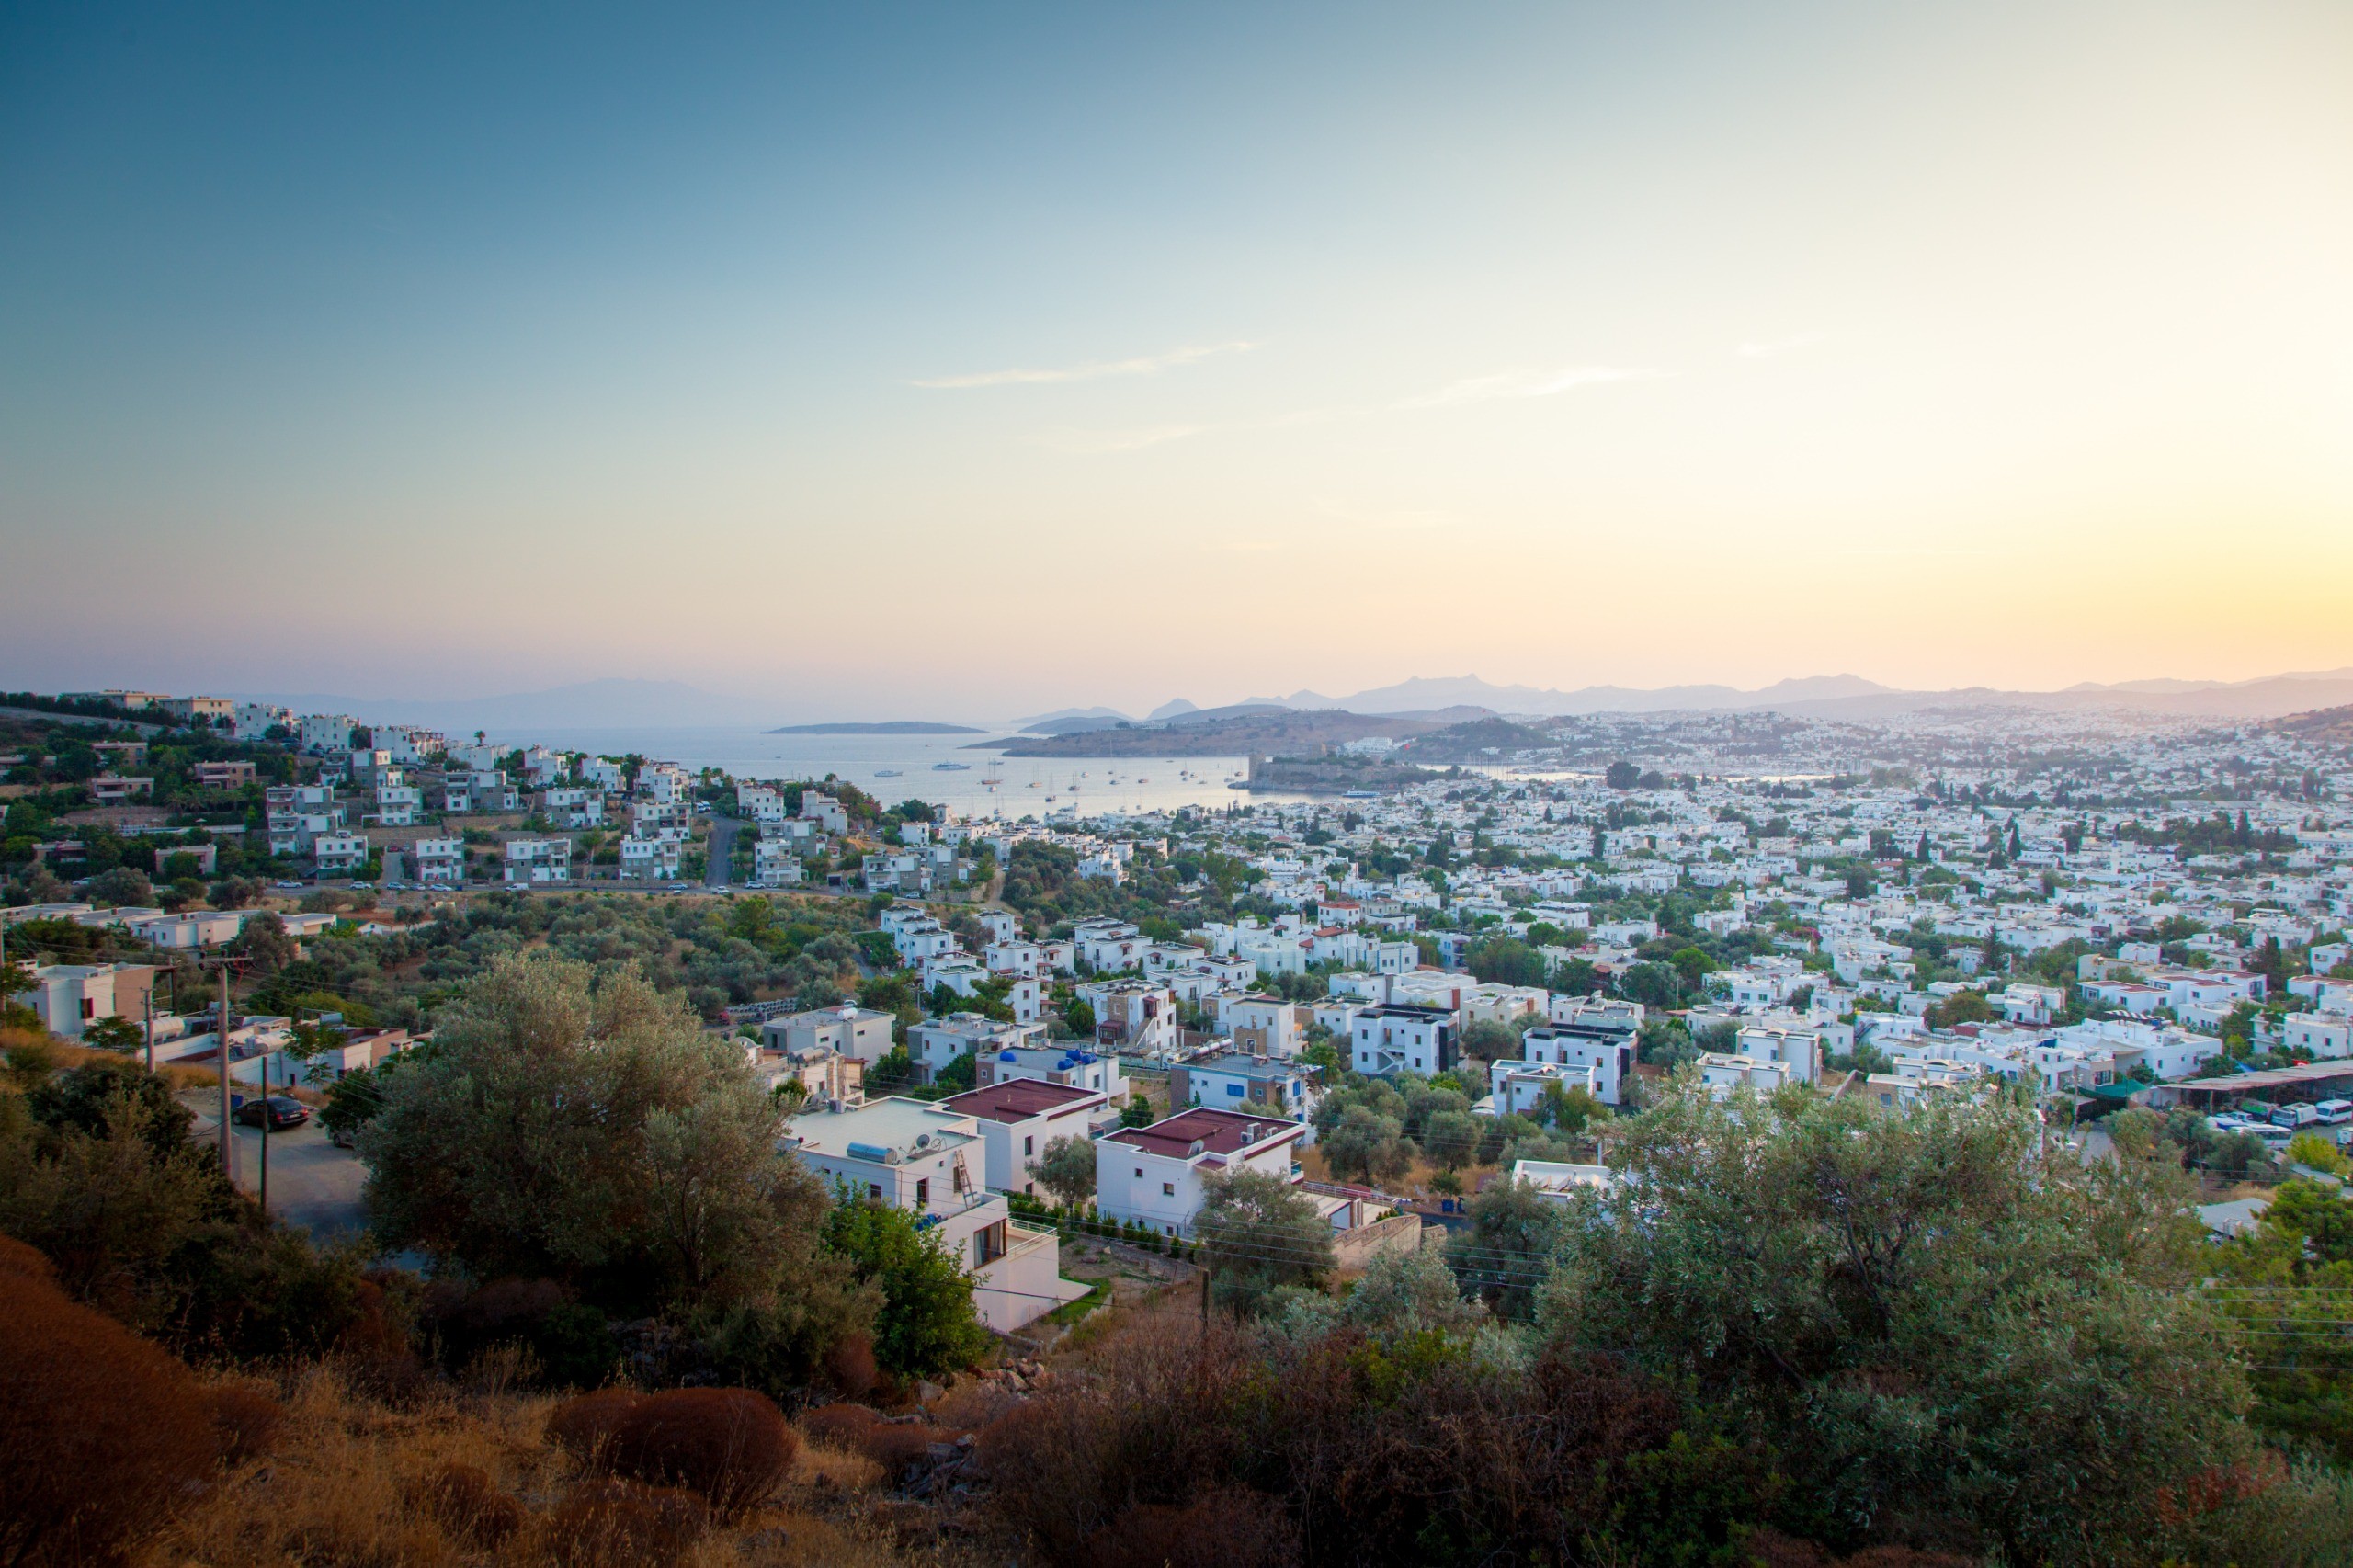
846, 1141, 893, 1164
999, 1051, 1018, 1062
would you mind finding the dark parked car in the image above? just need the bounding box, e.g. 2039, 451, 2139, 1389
232, 1096, 310, 1131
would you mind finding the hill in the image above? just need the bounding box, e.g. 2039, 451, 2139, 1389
988, 708, 1483, 757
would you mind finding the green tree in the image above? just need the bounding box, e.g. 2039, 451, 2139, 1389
1668, 945, 1717, 992
1421, 1108, 1480, 1171
1062, 996, 1096, 1038
358, 953, 846, 1314
2287, 1131, 2350, 1177
232, 910, 297, 974
1605, 760, 1641, 790
1446, 1172, 1570, 1318
822, 1199, 991, 1378
1193, 1167, 1335, 1316
1320, 1104, 1415, 1185
1545, 1081, 2248, 1559
1034, 1134, 1097, 1208
1457, 1017, 1521, 1064
78, 1015, 144, 1052
1118, 1094, 1155, 1130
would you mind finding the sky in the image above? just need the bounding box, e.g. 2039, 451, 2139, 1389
4, 1, 2351, 722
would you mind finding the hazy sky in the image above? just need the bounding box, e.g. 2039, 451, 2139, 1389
5, 2, 2350, 720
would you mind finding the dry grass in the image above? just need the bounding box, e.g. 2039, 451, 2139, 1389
132, 1365, 969, 1568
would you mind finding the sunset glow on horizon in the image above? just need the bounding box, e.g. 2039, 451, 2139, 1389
5, 1, 2350, 720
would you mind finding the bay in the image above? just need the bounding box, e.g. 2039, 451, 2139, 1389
474, 726, 1319, 818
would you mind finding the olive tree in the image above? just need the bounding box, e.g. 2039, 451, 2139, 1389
1034, 1134, 1097, 1209
359, 952, 846, 1315
1542, 1080, 2250, 1561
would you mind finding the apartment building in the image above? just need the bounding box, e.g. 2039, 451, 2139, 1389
1096, 1108, 1306, 1238
503, 836, 573, 884
759, 1005, 894, 1065
784, 1097, 1082, 1331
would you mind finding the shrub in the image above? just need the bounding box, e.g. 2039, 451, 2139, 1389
1085, 1487, 1301, 1568
205, 1384, 285, 1465
545, 1476, 708, 1567
0, 1254, 220, 1566
546, 1387, 798, 1516
404, 1461, 526, 1548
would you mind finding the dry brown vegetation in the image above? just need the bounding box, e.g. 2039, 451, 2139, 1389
135, 1367, 963, 1568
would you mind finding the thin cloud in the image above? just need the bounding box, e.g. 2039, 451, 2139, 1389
1736, 333, 1822, 358
1034, 424, 1210, 454
1313, 495, 1462, 532
1398, 365, 1662, 409
915, 340, 1255, 389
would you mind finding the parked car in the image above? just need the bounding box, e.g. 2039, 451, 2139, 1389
2269, 1102, 2322, 1130
274, 880, 306, 890
2314, 1098, 2353, 1126
232, 1096, 310, 1131
349, 881, 374, 891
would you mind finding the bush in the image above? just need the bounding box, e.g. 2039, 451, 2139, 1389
546, 1387, 797, 1516
404, 1461, 525, 1548
545, 1476, 708, 1567
0, 1244, 222, 1566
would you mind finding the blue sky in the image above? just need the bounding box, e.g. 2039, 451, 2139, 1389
6, 3, 2350, 720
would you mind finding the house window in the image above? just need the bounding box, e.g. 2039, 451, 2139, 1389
915, 1178, 930, 1208
868, 1182, 882, 1201
1023, 1136, 1033, 1156
1162, 1181, 1176, 1197
1134, 1167, 1143, 1179
1226, 1083, 1244, 1096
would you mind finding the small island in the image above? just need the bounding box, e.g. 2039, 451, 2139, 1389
766, 721, 986, 735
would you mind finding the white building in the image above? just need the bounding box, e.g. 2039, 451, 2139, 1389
298, 713, 358, 754
22, 962, 156, 1040
784, 1097, 1084, 1332
1096, 1107, 1306, 1237
413, 836, 466, 886
503, 836, 574, 884
939, 1080, 1109, 1197
975, 1042, 1128, 1100
910, 1014, 1040, 1085
1350, 1004, 1458, 1077
760, 1005, 895, 1065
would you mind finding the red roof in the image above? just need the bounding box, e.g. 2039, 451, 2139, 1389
1106, 1107, 1301, 1159
941, 1080, 1102, 1124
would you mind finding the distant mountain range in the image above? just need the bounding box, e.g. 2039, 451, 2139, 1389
233, 665, 2353, 737
1186, 669, 2353, 722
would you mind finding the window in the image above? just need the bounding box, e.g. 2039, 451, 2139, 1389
1162, 1181, 1176, 1197
868, 1182, 882, 1202
1023, 1136, 1033, 1156
1134, 1167, 1143, 1179
915, 1177, 930, 1208
1225, 1083, 1244, 1096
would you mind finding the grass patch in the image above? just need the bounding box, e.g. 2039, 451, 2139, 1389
1044, 1276, 1112, 1328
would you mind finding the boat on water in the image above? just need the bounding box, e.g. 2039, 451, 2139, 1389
875, 769, 903, 778
932, 762, 972, 771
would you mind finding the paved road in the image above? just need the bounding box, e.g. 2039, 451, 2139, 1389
183, 1091, 369, 1240
705, 813, 743, 888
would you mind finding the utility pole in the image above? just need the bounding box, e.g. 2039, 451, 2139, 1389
257, 1010, 273, 1217
142, 983, 153, 1074
217, 963, 237, 1187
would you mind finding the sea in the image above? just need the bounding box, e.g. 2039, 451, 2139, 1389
474, 726, 1321, 819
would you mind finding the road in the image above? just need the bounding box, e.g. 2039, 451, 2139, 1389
705, 813, 743, 888
183, 1091, 369, 1240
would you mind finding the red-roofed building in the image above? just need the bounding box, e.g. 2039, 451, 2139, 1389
1096, 1107, 1303, 1237
940, 1079, 1109, 1195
